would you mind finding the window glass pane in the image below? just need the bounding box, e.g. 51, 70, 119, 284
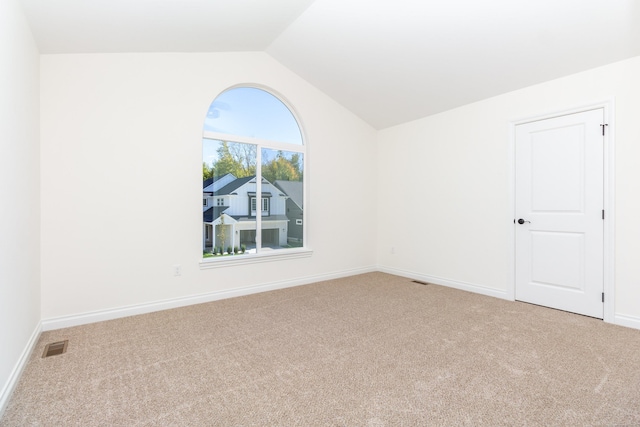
204, 87, 303, 145
262, 148, 304, 249
202, 86, 305, 260
203, 139, 257, 256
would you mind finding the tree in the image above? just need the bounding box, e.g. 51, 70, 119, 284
209, 141, 256, 178
262, 151, 302, 182
204, 142, 303, 185
288, 153, 302, 177
228, 142, 256, 176
217, 215, 226, 251
203, 162, 214, 180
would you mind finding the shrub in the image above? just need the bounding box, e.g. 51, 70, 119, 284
241, 244, 246, 254
234, 246, 239, 254
227, 246, 233, 255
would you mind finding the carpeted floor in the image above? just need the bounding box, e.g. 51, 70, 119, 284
2, 272, 640, 426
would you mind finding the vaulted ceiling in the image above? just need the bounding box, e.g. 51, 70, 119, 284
19, 0, 640, 129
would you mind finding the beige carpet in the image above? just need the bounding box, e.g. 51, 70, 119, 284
2, 272, 640, 426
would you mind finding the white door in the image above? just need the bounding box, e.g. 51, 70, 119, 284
515, 109, 604, 318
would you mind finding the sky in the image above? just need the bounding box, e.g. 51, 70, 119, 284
202, 87, 303, 166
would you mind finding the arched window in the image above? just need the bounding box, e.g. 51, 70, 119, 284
202, 87, 305, 260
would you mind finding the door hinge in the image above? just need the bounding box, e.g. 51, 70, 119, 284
600, 123, 608, 136
602, 210, 605, 220
602, 292, 605, 303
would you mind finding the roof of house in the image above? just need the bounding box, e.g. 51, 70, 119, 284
273, 180, 303, 209
203, 206, 229, 223
203, 177, 214, 189
231, 215, 289, 223
215, 176, 255, 195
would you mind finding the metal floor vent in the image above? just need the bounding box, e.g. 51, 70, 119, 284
42, 340, 68, 358
412, 280, 430, 286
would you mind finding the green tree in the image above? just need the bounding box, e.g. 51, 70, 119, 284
210, 141, 256, 178
203, 162, 214, 180
289, 153, 302, 177
262, 151, 302, 183
228, 142, 257, 176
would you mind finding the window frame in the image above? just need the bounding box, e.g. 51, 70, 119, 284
250, 196, 270, 216
200, 87, 311, 268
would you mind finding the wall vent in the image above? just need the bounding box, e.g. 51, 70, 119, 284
42, 340, 68, 358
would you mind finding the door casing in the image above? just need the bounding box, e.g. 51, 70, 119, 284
508, 100, 615, 323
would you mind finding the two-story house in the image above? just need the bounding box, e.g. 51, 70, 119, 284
203, 174, 289, 252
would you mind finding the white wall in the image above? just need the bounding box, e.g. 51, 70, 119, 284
377, 56, 640, 323
40, 52, 378, 321
0, 0, 41, 414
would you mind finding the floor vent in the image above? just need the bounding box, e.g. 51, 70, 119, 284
42, 340, 68, 358
412, 280, 430, 286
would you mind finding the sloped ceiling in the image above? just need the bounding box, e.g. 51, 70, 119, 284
19, 0, 640, 129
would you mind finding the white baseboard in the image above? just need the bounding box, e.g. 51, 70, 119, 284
0, 322, 41, 418
6, 265, 640, 420
378, 266, 511, 301
613, 313, 640, 330
380, 266, 640, 332
41, 265, 377, 331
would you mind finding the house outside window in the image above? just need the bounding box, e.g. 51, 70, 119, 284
250, 197, 269, 216
202, 86, 305, 259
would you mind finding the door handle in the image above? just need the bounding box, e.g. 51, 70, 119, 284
517, 218, 531, 224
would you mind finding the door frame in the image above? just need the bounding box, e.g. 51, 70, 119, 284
507, 99, 615, 323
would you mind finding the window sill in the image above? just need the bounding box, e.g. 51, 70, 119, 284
199, 248, 313, 269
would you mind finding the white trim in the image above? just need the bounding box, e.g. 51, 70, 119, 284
0, 322, 41, 418
614, 314, 640, 330
201, 247, 312, 268
41, 265, 375, 331
203, 131, 305, 153
509, 99, 615, 125
602, 101, 615, 323
507, 99, 615, 323
506, 121, 516, 301
378, 266, 510, 300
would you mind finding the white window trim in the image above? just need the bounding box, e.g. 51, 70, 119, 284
251, 197, 269, 214
201, 88, 308, 266
200, 247, 313, 269
203, 131, 304, 154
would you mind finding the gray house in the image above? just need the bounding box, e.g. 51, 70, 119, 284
274, 180, 303, 245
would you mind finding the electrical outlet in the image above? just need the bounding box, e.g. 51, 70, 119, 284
173, 265, 182, 276
391, 247, 396, 254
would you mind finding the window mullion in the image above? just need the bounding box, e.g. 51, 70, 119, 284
203, 132, 303, 152
256, 147, 262, 253
202, 87, 306, 261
